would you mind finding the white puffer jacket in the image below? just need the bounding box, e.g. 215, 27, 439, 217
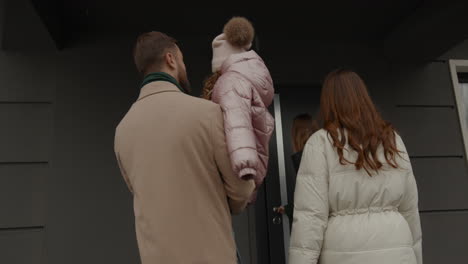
289, 129, 422, 264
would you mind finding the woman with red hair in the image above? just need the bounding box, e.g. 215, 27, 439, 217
289, 70, 422, 264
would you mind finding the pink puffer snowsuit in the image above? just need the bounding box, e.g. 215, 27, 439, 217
212, 50, 275, 187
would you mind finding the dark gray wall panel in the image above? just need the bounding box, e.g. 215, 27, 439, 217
440, 39, 468, 60
391, 62, 454, 106
0, 164, 46, 228
0, 104, 52, 162
48, 38, 140, 264
412, 157, 468, 211
392, 107, 464, 156
0, 52, 56, 102
421, 212, 468, 264
0, 229, 44, 264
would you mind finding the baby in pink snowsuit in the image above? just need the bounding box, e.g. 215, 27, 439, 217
203, 17, 275, 197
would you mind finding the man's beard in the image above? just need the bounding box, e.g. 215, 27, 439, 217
178, 69, 191, 94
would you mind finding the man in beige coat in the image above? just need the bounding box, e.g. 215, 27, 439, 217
114, 31, 255, 264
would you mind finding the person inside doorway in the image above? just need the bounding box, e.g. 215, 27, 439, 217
274, 113, 319, 223
291, 114, 321, 172
289, 69, 422, 264
114, 31, 255, 264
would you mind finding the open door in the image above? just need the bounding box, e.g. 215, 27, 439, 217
255, 85, 322, 264
254, 94, 288, 264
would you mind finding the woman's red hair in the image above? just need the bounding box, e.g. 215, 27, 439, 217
320, 69, 400, 175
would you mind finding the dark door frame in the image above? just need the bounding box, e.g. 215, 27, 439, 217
255, 94, 290, 264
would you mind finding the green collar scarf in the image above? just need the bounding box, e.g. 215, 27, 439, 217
140, 72, 188, 94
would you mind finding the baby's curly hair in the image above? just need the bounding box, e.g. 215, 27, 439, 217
201, 71, 222, 100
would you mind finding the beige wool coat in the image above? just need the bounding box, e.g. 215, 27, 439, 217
114, 81, 255, 264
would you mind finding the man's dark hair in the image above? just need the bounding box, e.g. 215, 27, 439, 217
133, 31, 178, 75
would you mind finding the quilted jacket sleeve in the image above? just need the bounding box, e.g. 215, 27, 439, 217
211, 104, 255, 214
289, 134, 329, 264
397, 138, 423, 264
214, 72, 259, 179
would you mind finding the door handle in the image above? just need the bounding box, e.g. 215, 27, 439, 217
272, 207, 283, 225
273, 215, 282, 225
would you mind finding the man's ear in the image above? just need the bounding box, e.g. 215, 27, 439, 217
165, 52, 177, 70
